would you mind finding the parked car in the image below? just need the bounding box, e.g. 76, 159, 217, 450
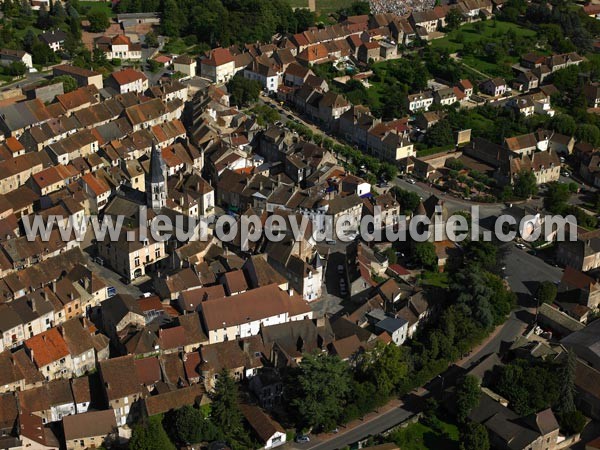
337, 265, 344, 274
295, 435, 310, 443
326, 239, 337, 245
407, 178, 416, 184
515, 243, 526, 249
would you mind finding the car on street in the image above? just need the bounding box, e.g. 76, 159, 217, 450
515, 243, 526, 249
337, 264, 344, 274
407, 178, 416, 184
295, 435, 310, 443
326, 239, 337, 245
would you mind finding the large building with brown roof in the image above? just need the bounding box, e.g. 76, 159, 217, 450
200, 283, 312, 344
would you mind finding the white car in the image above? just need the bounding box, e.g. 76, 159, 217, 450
515, 243, 526, 250
407, 178, 416, 184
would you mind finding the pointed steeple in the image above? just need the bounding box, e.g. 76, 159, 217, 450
147, 142, 167, 211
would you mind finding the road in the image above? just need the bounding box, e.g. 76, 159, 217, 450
290, 405, 413, 450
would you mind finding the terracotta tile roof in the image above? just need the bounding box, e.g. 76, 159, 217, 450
24, 328, 70, 368
134, 356, 162, 387
111, 68, 147, 86
81, 173, 110, 196
203, 47, 234, 66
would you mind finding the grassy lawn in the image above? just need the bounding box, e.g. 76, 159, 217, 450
79, 1, 114, 17
289, 0, 356, 15
431, 20, 538, 78
432, 20, 536, 53
387, 420, 459, 450
421, 271, 450, 289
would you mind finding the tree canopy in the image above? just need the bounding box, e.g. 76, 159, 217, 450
288, 353, 352, 432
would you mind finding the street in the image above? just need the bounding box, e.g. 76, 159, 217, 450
290, 405, 414, 450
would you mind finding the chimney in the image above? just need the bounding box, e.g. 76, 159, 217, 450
288, 287, 293, 297
242, 339, 250, 354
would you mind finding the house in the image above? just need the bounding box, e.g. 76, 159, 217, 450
514, 71, 539, 93
97, 227, 167, 282
479, 77, 507, 97
469, 393, 560, 450
457, 79, 473, 99
198, 337, 263, 389
557, 229, 600, 272
19, 411, 60, 450
0, 98, 52, 138
100, 294, 145, 345
574, 359, 600, 420
96, 34, 142, 60
244, 58, 281, 92
240, 404, 286, 449
53, 65, 103, 90
200, 283, 312, 344
60, 318, 96, 377
434, 87, 457, 106
200, 48, 236, 83
508, 150, 561, 185
407, 91, 434, 112
110, 69, 149, 94
79, 173, 110, 210
375, 317, 408, 345
62, 410, 118, 450
357, 42, 381, 64
39, 29, 67, 52
510, 96, 535, 117
24, 328, 73, 381
585, 82, 600, 108
0, 49, 32, 69
173, 55, 197, 79
98, 355, 144, 426
410, 10, 440, 33
559, 266, 600, 309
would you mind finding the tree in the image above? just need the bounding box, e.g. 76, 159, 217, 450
513, 169, 538, 199
537, 281, 557, 305
164, 405, 219, 445
7, 61, 27, 77
31, 41, 55, 66
210, 370, 248, 446
87, 9, 110, 32
558, 351, 577, 415
289, 353, 351, 432
161, 0, 184, 37
392, 187, 421, 214
455, 375, 481, 423
576, 124, 600, 147
51, 75, 77, 92
446, 8, 465, 30
144, 30, 158, 48
544, 182, 571, 214
413, 241, 437, 270
460, 422, 490, 450
425, 119, 454, 148
357, 342, 408, 398
227, 74, 261, 107
559, 410, 587, 435
148, 58, 161, 73
129, 415, 176, 450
